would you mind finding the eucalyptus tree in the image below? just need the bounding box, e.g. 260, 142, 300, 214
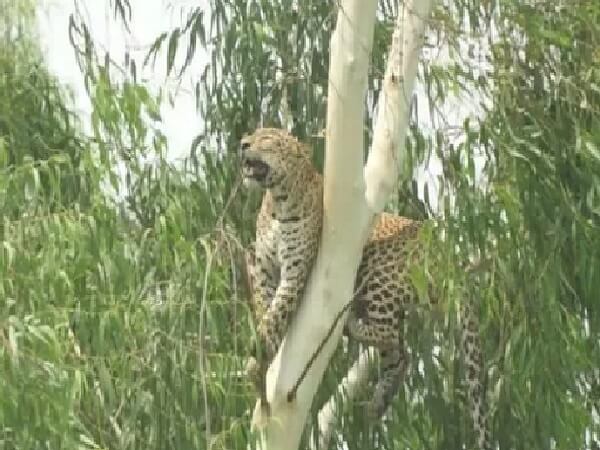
141, 0, 600, 448
2, 0, 596, 449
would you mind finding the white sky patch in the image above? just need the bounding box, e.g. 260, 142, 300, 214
36, 0, 206, 160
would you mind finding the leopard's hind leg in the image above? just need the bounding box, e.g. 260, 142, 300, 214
370, 330, 407, 419
346, 304, 407, 420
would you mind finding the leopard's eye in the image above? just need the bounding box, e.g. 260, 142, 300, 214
240, 141, 251, 152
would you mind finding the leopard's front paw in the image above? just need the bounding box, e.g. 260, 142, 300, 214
245, 356, 262, 390
365, 400, 382, 422
356, 399, 385, 423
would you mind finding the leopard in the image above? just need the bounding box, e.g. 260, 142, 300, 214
240, 127, 490, 449
240, 128, 322, 414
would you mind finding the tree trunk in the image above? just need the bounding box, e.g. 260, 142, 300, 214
315, 1, 435, 442
252, 2, 435, 449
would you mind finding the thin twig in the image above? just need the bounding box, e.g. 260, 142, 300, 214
286, 298, 354, 402
286, 267, 372, 401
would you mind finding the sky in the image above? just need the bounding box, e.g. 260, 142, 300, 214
36, 0, 205, 160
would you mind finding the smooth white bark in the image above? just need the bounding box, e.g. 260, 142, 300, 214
314, 0, 435, 443
252, 2, 377, 449
252, 1, 435, 449
309, 348, 375, 450
365, 0, 435, 211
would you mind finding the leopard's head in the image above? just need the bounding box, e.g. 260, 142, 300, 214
240, 128, 311, 189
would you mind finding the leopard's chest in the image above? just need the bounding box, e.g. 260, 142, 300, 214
259, 217, 307, 266
256, 217, 280, 264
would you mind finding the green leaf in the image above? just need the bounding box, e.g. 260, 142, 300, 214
166, 28, 181, 75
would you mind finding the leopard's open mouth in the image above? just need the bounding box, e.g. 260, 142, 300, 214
242, 158, 270, 182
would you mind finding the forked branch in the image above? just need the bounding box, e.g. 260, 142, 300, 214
313, 0, 436, 444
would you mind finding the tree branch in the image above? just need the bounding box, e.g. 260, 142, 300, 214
364, 0, 435, 212
309, 348, 376, 450
251, 2, 435, 449
252, 1, 378, 449
314, 0, 435, 445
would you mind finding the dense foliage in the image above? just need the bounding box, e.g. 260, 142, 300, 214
1, 0, 599, 449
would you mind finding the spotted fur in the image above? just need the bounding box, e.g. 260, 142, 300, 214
240, 128, 489, 449
240, 128, 322, 412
